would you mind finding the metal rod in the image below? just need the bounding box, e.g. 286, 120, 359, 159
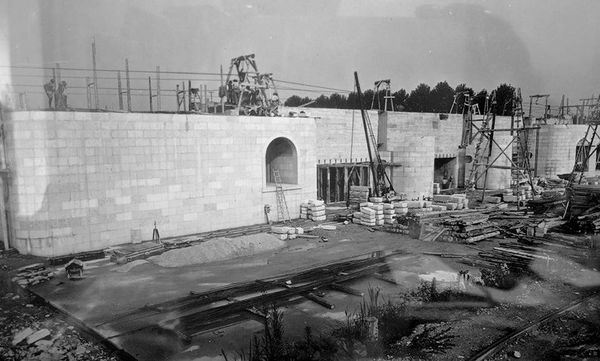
117, 71, 123, 110
92, 39, 99, 109
125, 58, 131, 112
156, 66, 161, 111
354, 72, 378, 197
86, 77, 91, 109
148, 76, 153, 112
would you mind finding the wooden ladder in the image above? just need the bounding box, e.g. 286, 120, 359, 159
273, 169, 290, 222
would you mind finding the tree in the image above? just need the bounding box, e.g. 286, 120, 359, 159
328, 93, 348, 109
405, 83, 432, 112
313, 94, 331, 108
453, 83, 474, 114
473, 89, 488, 114
392, 89, 408, 111
430, 81, 455, 113
494, 83, 516, 115
284, 95, 312, 107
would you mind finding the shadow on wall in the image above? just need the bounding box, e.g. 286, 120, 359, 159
2, 110, 95, 256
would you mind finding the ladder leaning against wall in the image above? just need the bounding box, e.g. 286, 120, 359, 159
273, 169, 291, 222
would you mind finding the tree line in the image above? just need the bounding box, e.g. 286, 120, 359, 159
284, 82, 518, 115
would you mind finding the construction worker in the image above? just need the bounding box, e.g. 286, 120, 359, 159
56, 81, 67, 109
232, 80, 240, 104
43, 78, 56, 108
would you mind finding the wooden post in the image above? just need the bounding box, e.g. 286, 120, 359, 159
148, 76, 153, 112
204, 84, 208, 113
176, 84, 180, 112
92, 39, 99, 109
156, 66, 161, 111
188, 80, 192, 112
220, 64, 225, 113
343, 166, 349, 203
0, 105, 11, 250
317, 167, 322, 200
86, 77, 92, 109
125, 58, 131, 111
182, 82, 186, 112
117, 71, 123, 110
325, 167, 331, 204
51, 68, 56, 109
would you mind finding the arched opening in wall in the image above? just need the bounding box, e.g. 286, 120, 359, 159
576, 139, 591, 172
266, 137, 298, 184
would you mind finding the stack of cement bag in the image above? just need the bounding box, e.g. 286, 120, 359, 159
355, 200, 384, 226
308, 200, 326, 221
431, 194, 469, 211
370, 198, 385, 226
383, 203, 395, 224
393, 201, 409, 217
348, 186, 370, 209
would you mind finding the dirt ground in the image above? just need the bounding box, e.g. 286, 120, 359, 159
1, 216, 599, 361
0, 252, 120, 361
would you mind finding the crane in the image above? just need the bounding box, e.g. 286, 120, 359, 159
354, 72, 395, 198
219, 54, 279, 116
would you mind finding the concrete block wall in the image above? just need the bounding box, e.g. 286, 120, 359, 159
386, 136, 435, 200
378, 112, 464, 156
534, 124, 600, 177
280, 107, 378, 163
4, 111, 316, 256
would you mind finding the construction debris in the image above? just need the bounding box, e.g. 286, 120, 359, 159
11, 263, 54, 288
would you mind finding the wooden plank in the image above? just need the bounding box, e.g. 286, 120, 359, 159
330, 283, 364, 296
304, 292, 335, 309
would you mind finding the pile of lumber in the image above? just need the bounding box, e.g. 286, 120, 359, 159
477, 245, 553, 272
438, 213, 500, 243
572, 208, 600, 233
348, 186, 369, 209
567, 184, 600, 217
527, 194, 565, 214
11, 263, 54, 287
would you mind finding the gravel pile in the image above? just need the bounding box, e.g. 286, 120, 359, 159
149, 233, 285, 268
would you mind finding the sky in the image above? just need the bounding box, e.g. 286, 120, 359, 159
1, 0, 600, 109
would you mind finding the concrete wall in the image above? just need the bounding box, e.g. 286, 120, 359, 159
280, 107, 378, 163
377, 112, 463, 196
385, 137, 435, 200
378, 112, 464, 157
4, 111, 316, 256
533, 124, 600, 177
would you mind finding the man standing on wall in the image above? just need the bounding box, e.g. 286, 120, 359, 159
43, 78, 56, 109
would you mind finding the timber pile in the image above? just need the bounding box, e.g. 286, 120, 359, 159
527, 191, 566, 214
572, 209, 600, 233
567, 184, 600, 217
439, 213, 500, 243
11, 263, 54, 287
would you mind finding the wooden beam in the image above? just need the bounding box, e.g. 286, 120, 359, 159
343, 166, 349, 203
325, 167, 330, 204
